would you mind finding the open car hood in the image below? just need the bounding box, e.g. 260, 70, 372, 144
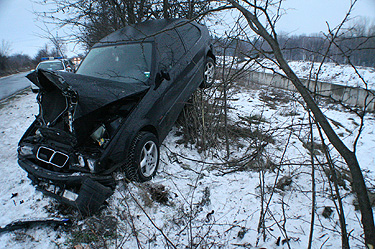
27, 70, 150, 120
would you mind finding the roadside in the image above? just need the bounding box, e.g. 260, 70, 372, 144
0, 87, 31, 106
0, 68, 33, 79
0, 72, 32, 101
0, 89, 66, 248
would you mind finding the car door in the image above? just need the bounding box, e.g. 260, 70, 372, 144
156, 23, 206, 141
154, 28, 188, 139
176, 23, 205, 97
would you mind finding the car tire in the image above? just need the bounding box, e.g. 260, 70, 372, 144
125, 131, 159, 182
200, 57, 215, 88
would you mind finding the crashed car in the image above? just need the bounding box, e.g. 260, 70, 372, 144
18, 18, 215, 214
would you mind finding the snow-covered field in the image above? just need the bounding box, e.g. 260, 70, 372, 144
0, 77, 374, 248
224, 57, 375, 90
285, 61, 375, 89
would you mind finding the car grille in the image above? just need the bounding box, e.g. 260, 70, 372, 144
36, 146, 69, 168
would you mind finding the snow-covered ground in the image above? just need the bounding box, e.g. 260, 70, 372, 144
0, 77, 374, 248
0, 90, 65, 248
221, 56, 375, 90
288, 61, 375, 89
258, 60, 375, 89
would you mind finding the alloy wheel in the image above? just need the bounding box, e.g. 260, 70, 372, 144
139, 140, 158, 177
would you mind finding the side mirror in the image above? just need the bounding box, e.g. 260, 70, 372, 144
155, 69, 170, 89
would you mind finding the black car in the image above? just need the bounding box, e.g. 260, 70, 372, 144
18, 19, 215, 214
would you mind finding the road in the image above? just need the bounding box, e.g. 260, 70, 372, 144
0, 72, 31, 100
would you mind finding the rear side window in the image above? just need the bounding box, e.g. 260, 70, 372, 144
156, 29, 185, 69
37, 61, 64, 71
177, 24, 201, 51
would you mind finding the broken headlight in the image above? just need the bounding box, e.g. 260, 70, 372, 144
72, 154, 97, 173
87, 158, 96, 172
77, 155, 86, 168
18, 145, 34, 156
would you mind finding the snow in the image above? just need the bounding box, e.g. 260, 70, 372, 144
0, 74, 374, 248
286, 61, 375, 89
223, 56, 375, 89
0, 90, 65, 248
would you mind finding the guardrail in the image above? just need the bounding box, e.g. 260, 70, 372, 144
244, 71, 375, 111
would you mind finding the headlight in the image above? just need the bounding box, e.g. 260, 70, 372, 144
87, 158, 96, 173
77, 155, 85, 168
18, 145, 34, 156
74, 154, 96, 172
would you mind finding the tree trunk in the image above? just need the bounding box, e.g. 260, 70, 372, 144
126, 0, 136, 24
163, 0, 169, 19
188, 0, 195, 19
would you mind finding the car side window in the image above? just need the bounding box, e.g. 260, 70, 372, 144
177, 23, 201, 51
156, 29, 186, 70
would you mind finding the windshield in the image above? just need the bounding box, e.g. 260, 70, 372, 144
37, 61, 64, 71
76, 43, 152, 84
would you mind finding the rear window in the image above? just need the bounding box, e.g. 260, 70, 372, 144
177, 24, 201, 51
156, 29, 185, 69
37, 61, 64, 71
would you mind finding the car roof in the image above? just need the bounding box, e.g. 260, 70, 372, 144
94, 18, 201, 47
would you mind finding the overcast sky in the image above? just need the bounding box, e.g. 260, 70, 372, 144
0, 0, 374, 58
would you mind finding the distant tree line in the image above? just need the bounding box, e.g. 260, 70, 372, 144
0, 42, 61, 77
276, 30, 375, 67
0, 40, 33, 77
214, 21, 375, 67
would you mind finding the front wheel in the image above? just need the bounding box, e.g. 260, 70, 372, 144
125, 132, 159, 182
200, 57, 215, 88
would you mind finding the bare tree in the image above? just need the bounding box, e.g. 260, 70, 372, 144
0, 40, 12, 74
225, 0, 375, 247
38, 24, 66, 57
0, 40, 12, 57
33, 44, 52, 63
36, 0, 212, 50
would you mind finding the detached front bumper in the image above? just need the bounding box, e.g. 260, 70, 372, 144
18, 158, 115, 215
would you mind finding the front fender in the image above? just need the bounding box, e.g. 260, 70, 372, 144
99, 117, 158, 169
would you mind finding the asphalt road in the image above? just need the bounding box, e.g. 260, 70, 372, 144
0, 72, 31, 100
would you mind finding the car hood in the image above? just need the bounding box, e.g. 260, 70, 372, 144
27, 70, 150, 120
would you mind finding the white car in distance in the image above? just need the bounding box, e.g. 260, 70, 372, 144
31, 58, 75, 93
